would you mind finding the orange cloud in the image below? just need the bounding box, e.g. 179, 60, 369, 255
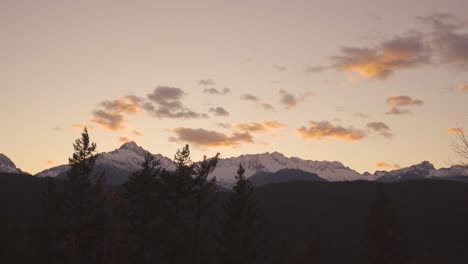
386, 95, 424, 115
332, 34, 430, 79
233, 121, 286, 134
459, 84, 468, 92
170, 127, 254, 148
375, 161, 400, 170
100, 95, 144, 114
119, 136, 133, 143
447, 127, 464, 134
296, 121, 366, 141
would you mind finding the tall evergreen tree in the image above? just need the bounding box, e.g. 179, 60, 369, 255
158, 144, 196, 264
217, 163, 268, 264
362, 183, 410, 264
121, 153, 163, 263
190, 153, 219, 264
62, 127, 110, 264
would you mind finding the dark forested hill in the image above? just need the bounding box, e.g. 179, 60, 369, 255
1, 173, 467, 263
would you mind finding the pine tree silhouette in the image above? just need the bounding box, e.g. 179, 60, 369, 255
62, 127, 110, 264
121, 153, 163, 263
217, 163, 268, 264
190, 153, 219, 264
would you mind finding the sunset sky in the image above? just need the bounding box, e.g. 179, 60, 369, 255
2, 0, 467, 175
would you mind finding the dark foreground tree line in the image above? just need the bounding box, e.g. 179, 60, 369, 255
1, 128, 464, 264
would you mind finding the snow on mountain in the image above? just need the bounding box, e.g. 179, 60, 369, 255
0, 153, 24, 174
36, 142, 175, 184
210, 151, 370, 187
35, 144, 368, 186
35, 142, 468, 187
376, 161, 468, 182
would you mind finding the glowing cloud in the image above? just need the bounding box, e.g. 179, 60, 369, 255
232, 121, 286, 134
448, 127, 464, 134
296, 121, 366, 141
375, 161, 401, 170
170, 128, 253, 148
386, 96, 424, 115
459, 84, 468, 92
332, 34, 430, 79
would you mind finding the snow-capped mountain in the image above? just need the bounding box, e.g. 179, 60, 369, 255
35, 143, 369, 187
211, 151, 369, 187
0, 154, 24, 174
35, 142, 468, 187
36, 142, 175, 184
376, 161, 468, 182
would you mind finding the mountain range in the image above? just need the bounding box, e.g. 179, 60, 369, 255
2, 142, 468, 187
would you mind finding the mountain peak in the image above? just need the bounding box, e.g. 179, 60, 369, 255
414, 161, 435, 170
119, 141, 142, 152
0, 153, 23, 174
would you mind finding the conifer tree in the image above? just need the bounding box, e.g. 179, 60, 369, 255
217, 163, 268, 264
121, 153, 163, 263
362, 183, 410, 264
62, 127, 109, 264
158, 144, 196, 264
190, 153, 219, 264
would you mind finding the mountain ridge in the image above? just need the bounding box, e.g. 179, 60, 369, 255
31, 142, 468, 186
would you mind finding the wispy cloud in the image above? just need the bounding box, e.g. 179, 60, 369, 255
332, 33, 431, 79
329, 13, 468, 79
273, 64, 288, 72
170, 128, 253, 148
366, 122, 394, 139
209, 106, 230, 117
459, 84, 468, 92
305, 65, 328, 74
198, 79, 215, 86
279, 89, 314, 109
92, 110, 127, 130
203, 87, 230, 95
232, 121, 286, 134
241, 93, 259, 102
296, 121, 366, 141
448, 127, 464, 134
91, 96, 145, 130
260, 103, 276, 111
355, 113, 370, 118
375, 161, 401, 170
147, 86, 208, 119
418, 13, 468, 68
118, 136, 133, 143
132, 130, 144, 137
386, 95, 424, 115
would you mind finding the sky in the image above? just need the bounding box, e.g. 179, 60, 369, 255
1, 0, 468, 175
